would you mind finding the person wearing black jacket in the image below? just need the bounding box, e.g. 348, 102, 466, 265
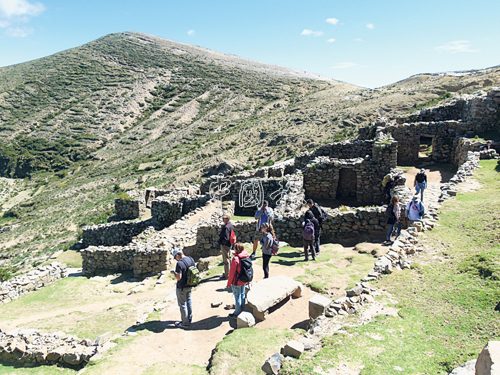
304, 210, 319, 261
218, 213, 234, 280
306, 199, 324, 254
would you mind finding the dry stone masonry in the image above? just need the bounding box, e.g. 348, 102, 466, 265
0, 262, 68, 305
0, 328, 115, 368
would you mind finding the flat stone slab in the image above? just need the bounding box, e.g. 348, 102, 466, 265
246, 275, 302, 321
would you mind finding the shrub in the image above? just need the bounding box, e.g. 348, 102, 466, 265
0, 267, 12, 282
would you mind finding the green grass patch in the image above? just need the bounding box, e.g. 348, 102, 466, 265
209, 327, 293, 375
281, 159, 500, 374
231, 215, 255, 221
51, 249, 83, 268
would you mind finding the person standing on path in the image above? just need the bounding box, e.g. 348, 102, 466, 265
171, 249, 195, 327
303, 210, 319, 261
260, 222, 275, 279
406, 196, 425, 223
251, 200, 274, 261
414, 168, 427, 202
306, 199, 325, 254
217, 213, 234, 280
385, 195, 401, 244
227, 243, 250, 318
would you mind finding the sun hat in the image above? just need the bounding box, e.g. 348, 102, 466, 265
173, 249, 182, 257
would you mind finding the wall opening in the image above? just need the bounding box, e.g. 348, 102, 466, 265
419, 136, 434, 160
336, 169, 357, 201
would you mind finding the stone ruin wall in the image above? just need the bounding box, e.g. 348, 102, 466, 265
81, 246, 135, 277
0, 329, 115, 368
0, 263, 68, 305
81, 219, 154, 247
294, 140, 375, 170
82, 193, 210, 248
383, 88, 500, 166
189, 206, 392, 259
302, 136, 397, 205
114, 190, 146, 221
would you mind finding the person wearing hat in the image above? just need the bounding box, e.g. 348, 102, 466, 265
251, 200, 274, 261
406, 196, 425, 222
171, 249, 195, 327
218, 213, 235, 280
414, 168, 427, 202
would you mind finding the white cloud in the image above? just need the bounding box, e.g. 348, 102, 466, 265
187, 29, 195, 36
301, 29, 324, 37
332, 62, 357, 69
0, 0, 45, 37
435, 40, 477, 53
354, 38, 364, 42
326, 18, 338, 25
327, 38, 336, 43
5, 25, 32, 37
0, 0, 45, 18
366, 23, 374, 29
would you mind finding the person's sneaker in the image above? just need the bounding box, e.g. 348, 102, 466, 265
219, 274, 228, 280
229, 313, 238, 318
250, 253, 256, 261
174, 321, 183, 327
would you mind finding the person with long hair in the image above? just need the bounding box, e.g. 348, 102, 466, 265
385, 195, 401, 244
226, 242, 250, 318
260, 222, 275, 278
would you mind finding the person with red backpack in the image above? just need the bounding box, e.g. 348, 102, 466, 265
227, 243, 252, 318
218, 213, 235, 280
303, 211, 319, 261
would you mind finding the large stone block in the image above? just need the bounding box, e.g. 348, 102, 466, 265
262, 353, 283, 375
476, 341, 500, 375
283, 340, 304, 359
246, 275, 302, 321
237, 312, 255, 328
309, 294, 332, 319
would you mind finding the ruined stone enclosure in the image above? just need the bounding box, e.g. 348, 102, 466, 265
80, 88, 500, 280
376, 88, 500, 167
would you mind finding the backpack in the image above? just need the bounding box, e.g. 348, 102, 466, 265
271, 238, 280, 256
320, 208, 328, 222
385, 204, 395, 218
180, 257, 200, 287
303, 221, 315, 240
238, 257, 253, 283
229, 229, 237, 245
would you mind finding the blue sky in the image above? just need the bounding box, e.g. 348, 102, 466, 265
1, 0, 500, 88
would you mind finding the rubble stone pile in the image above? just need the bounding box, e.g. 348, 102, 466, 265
0, 263, 68, 305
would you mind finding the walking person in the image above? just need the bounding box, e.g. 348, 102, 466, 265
414, 168, 427, 202
260, 222, 275, 279
303, 211, 319, 261
251, 200, 274, 261
171, 249, 195, 327
227, 243, 251, 318
217, 213, 234, 280
385, 195, 402, 244
406, 196, 425, 223
306, 199, 325, 254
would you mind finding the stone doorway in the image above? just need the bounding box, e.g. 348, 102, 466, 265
336, 168, 357, 200
419, 135, 434, 160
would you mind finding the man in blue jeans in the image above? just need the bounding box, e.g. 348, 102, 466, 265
171, 249, 194, 327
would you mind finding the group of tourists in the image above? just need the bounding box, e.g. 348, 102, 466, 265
384, 169, 426, 244
171, 167, 432, 326
170, 198, 329, 326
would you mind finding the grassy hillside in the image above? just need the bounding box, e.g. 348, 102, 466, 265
1, 32, 500, 274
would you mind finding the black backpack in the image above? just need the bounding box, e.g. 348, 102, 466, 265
385, 204, 395, 218
238, 257, 253, 283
